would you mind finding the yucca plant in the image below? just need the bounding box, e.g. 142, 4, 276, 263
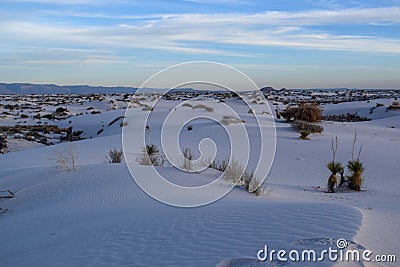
137, 144, 160, 166
347, 160, 364, 191
347, 131, 365, 191
327, 161, 343, 193
143, 144, 159, 156
327, 137, 342, 193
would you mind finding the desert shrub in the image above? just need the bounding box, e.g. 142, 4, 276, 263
55, 107, 68, 114
137, 144, 160, 166
282, 103, 322, 122
295, 102, 322, 122
220, 116, 244, 126
223, 159, 245, 183
387, 101, 400, 111
51, 145, 77, 172
187, 125, 193, 131
291, 120, 324, 134
211, 158, 263, 195
376, 103, 384, 107
182, 147, 193, 170
182, 103, 193, 108
107, 148, 124, 163
192, 104, 214, 112
0, 135, 7, 153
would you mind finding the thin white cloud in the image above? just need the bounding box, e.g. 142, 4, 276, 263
1, 6, 400, 67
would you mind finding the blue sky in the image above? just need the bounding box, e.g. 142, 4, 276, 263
1, 0, 400, 88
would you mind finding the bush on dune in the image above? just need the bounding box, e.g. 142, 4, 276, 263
106, 149, 124, 163
281, 102, 322, 123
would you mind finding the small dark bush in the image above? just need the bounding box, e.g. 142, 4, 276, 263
0, 135, 7, 153
387, 101, 400, 111
55, 107, 68, 114
107, 149, 124, 163
323, 113, 371, 122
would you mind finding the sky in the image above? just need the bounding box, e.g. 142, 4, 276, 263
0, 0, 400, 89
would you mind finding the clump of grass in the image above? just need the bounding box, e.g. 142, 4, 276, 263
210, 159, 228, 172
210, 158, 263, 196
106, 148, 123, 163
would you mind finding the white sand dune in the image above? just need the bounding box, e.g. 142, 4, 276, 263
0, 96, 399, 266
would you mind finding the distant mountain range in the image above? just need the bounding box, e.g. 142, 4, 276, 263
2, 83, 393, 95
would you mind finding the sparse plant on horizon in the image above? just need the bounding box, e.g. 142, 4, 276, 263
106, 148, 124, 163
327, 137, 343, 193
347, 132, 365, 191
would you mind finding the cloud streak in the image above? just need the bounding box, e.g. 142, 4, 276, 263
1, 6, 400, 59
